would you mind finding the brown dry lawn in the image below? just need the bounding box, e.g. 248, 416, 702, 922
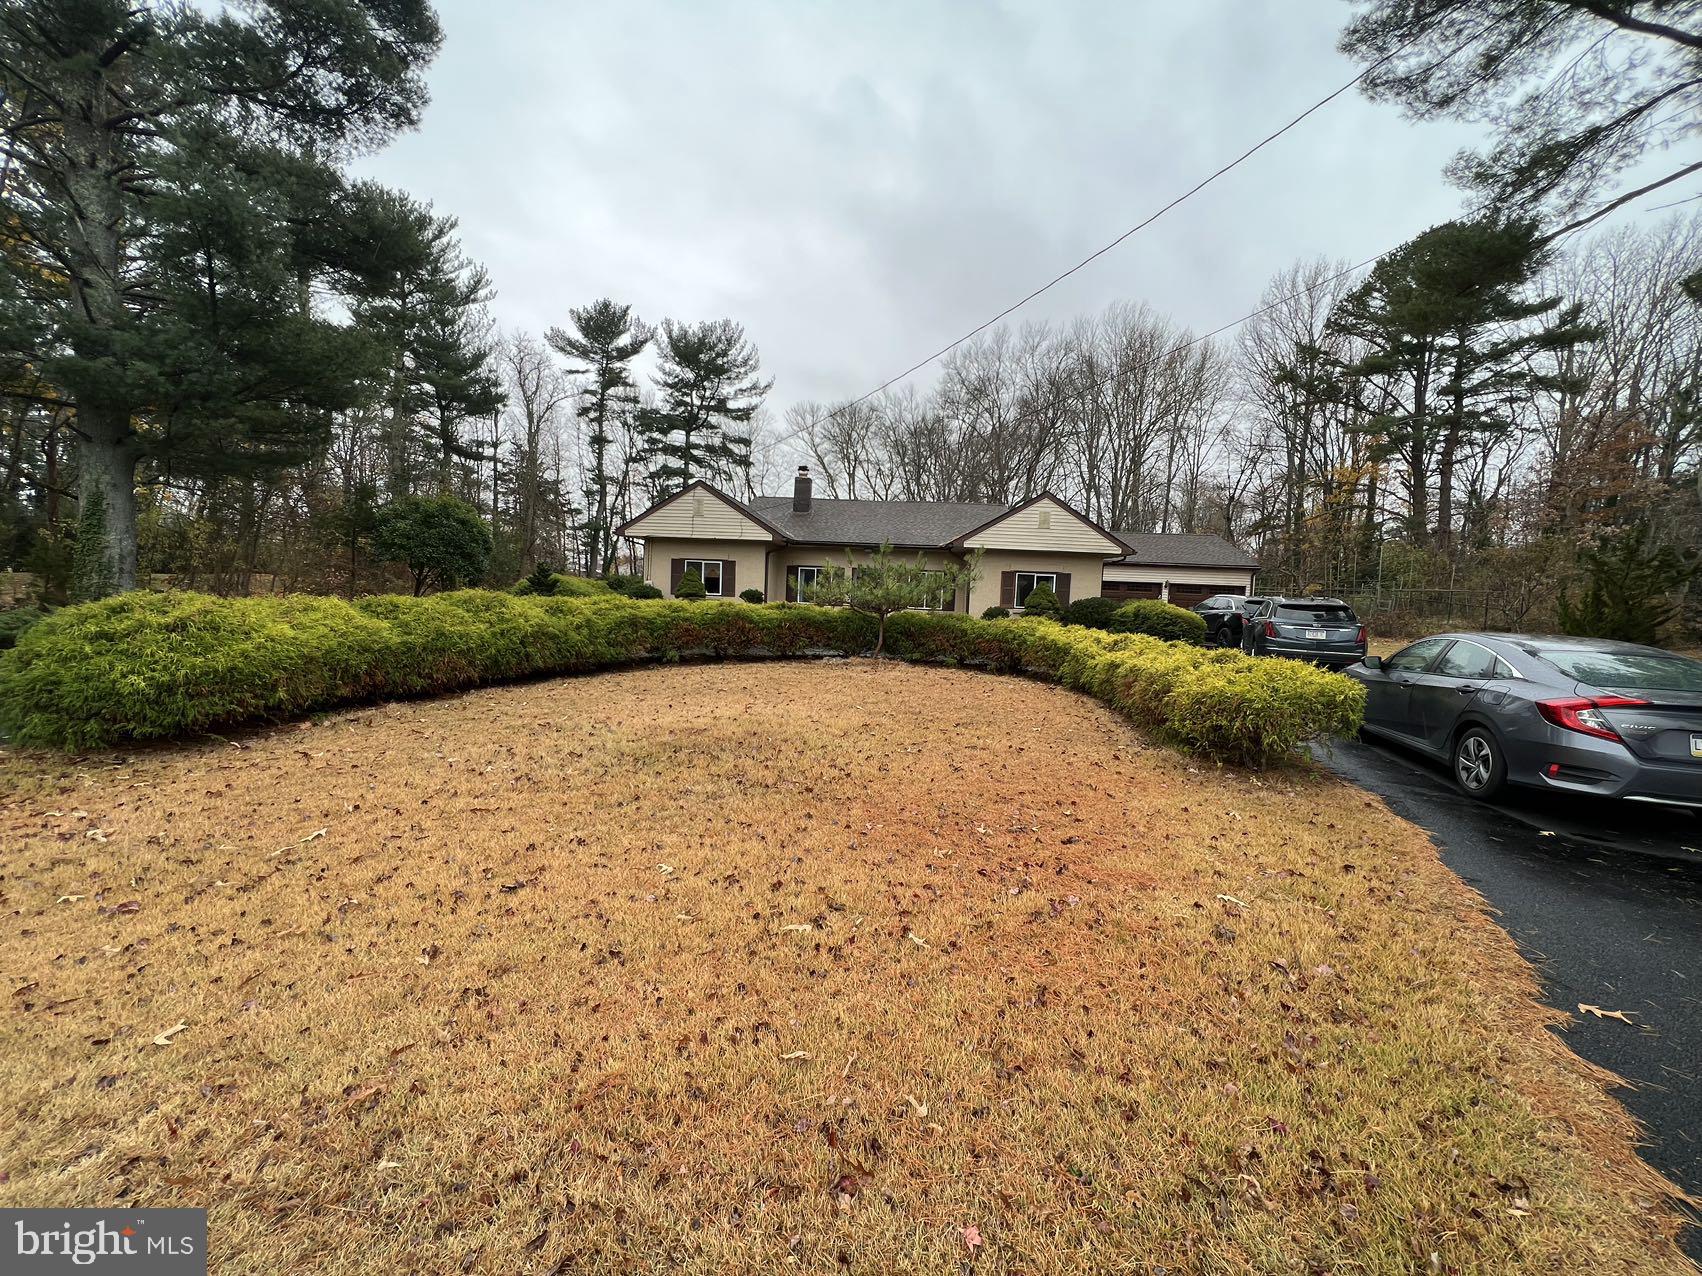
0, 661, 1688, 1274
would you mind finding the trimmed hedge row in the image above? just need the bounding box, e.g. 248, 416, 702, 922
882, 614, 1362, 764
0, 591, 1363, 764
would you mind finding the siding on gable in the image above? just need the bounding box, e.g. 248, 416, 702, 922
623, 489, 775, 542
959, 497, 1123, 555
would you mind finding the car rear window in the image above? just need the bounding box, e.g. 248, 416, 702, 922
1538, 649, 1702, 693
1274, 604, 1356, 622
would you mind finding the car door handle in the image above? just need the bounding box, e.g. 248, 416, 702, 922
1455, 684, 1479, 695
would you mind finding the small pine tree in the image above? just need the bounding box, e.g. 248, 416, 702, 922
674, 570, 708, 601
807, 544, 978, 656
525, 562, 558, 596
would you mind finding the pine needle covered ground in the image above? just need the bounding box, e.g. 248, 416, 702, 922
0, 661, 1687, 1273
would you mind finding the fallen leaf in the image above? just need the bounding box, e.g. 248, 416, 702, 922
302, 828, 327, 842
906, 931, 930, 948
904, 1093, 929, 1118
1577, 1003, 1636, 1024
1215, 894, 1250, 909
152, 1022, 188, 1046
780, 923, 813, 933
780, 1050, 810, 1061
962, 1224, 984, 1251
56, 894, 86, 904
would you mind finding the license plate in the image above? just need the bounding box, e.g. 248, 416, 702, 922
1306, 629, 1327, 640
1692, 733, 1702, 759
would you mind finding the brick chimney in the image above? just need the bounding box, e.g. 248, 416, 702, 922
792, 465, 813, 513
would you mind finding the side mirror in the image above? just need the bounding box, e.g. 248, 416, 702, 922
1362, 655, 1383, 670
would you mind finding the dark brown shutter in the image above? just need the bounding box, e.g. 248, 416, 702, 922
1055, 573, 1071, 607
670, 558, 686, 594
785, 569, 797, 602
721, 560, 735, 597
999, 571, 1016, 607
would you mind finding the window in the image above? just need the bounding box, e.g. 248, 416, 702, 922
1386, 637, 1449, 673
921, 569, 953, 611
1536, 648, 1702, 692
1435, 641, 1501, 680
1274, 603, 1358, 623
789, 565, 822, 599
683, 559, 723, 596
1014, 572, 1057, 608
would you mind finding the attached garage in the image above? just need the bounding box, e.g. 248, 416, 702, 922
1101, 532, 1259, 605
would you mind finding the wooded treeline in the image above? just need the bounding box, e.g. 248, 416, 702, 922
793, 213, 1700, 632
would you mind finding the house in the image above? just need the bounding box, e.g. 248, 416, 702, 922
616, 467, 1258, 612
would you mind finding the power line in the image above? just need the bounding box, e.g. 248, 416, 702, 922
770, 32, 1434, 447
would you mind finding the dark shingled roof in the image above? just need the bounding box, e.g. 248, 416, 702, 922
745, 496, 1007, 548
1109, 531, 1259, 569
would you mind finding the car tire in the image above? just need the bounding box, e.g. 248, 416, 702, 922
1452, 727, 1506, 800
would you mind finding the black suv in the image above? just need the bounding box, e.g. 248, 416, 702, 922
1241, 596, 1367, 668
1193, 594, 1264, 647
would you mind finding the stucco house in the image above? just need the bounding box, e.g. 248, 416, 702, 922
616, 467, 1258, 612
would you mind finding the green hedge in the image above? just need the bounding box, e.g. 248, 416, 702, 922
1108, 599, 1208, 643
882, 614, 1362, 764
0, 591, 1363, 765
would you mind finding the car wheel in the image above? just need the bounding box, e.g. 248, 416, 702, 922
1453, 727, 1506, 800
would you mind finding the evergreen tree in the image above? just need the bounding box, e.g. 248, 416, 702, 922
546, 300, 651, 576
1327, 217, 1593, 550
642, 319, 771, 491
0, 0, 442, 598
373, 493, 491, 594
351, 195, 502, 498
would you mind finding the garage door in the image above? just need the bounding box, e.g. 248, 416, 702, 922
1166, 584, 1217, 609
1101, 581, 1161, 601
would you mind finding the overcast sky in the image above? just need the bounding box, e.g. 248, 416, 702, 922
352, 1, 1629, 429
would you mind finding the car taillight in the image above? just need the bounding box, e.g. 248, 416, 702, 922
1535, 696, 1649, 743
1355, 625, 1367, 645
1263, 620, 1277, 638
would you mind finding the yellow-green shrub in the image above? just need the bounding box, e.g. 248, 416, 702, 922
0, 595, 1362, 764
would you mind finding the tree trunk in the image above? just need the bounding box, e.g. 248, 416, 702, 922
76, 408, 140, 597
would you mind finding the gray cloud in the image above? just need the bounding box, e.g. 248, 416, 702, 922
352, 1, 1521, 411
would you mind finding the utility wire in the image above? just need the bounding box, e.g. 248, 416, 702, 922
765, 24, 1464, 454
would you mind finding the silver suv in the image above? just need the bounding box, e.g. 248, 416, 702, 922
1241, 596, 1367, 669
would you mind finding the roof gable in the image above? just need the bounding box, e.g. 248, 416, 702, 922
953, 494, 1130, 556
617, 481, 783, 543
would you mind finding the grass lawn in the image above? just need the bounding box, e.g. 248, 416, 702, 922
0, 661, 1686, 1273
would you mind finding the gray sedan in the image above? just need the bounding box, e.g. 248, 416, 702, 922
1344, 633, 1702, 807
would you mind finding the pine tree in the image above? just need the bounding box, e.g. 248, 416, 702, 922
1327, 217, 1593, 551
546, 300, 651, 576
0, 0, 442, 598
642, 319, 772, 492
351, 195, 502, 498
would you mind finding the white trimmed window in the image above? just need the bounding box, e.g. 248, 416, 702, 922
684, 559, 723, 596
921, 569, 952, 611
789, 565, 823, 599
1014, 572, 1057, 607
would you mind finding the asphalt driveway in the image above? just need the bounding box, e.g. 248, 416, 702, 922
1312, 733, 1702, 1260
